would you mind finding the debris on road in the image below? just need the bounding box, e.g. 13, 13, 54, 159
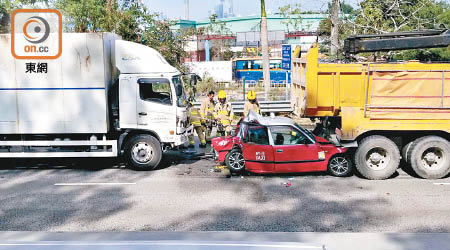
282, 181, 292, 187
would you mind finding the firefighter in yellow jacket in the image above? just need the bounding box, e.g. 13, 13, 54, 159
214, 90, 234, 136
188, 103, 207, 148
199, 91, 216, 141
244, 90, 260, 116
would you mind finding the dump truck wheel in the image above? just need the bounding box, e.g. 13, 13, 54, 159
355, 135, 400, 180
225, 148, 245, 173
328, 154, 353, 177
126, 134, 162, 171
401, 141, 414, 164
408, 136, 450, 179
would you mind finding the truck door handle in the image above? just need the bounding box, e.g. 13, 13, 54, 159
276, 149, 283, 153
139, 112, 147, 116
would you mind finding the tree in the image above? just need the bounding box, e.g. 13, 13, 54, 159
54, 0, 188, 69
344, 0, 450, 35
278, 3, 302, 32
205, 14, 233, 61
0, 0, 46, 33
330, 0, 340, 57
345, 0, 450, 61
317, 2, 354, 57
260, 0, 270, 100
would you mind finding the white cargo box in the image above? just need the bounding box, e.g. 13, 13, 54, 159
0, 33, 120, 134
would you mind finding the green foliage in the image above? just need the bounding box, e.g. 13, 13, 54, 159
317, 0, 450, 61
317, 2, 354, 57
0, 0, 46, 33
196, 76, 220, 95
206, 14, 231, 35
278, 3, 302, 32
205, 14, 234, 61
391, 48, 450, 61
348, 0, 450, 61
351, 0, 449, 34
52, 0, 188, 70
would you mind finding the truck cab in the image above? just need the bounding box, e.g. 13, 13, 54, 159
115, 40, 190, 148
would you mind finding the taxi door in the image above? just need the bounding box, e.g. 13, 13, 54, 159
241, 124, 274, 173
270, 125, 324, 173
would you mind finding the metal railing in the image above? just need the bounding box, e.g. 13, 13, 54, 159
194, 100, 292, 114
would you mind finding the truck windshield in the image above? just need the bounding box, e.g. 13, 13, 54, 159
172, 75, 186, 107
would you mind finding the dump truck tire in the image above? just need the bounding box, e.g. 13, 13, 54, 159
126, 134, 162, 171
402, 141, 414, 164
355, 135, 400, 180
408, 136, 450, 179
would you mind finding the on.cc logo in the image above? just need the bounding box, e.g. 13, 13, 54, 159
23, 16, 50, 44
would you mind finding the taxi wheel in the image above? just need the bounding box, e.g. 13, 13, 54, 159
225, 148, 245, 173
328, 155, 353, 177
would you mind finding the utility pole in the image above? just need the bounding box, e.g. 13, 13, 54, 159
330, 0, 340, 58
260, 0, 271, 100
184, 0, 189, 20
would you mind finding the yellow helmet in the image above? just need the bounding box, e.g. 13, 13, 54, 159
247, 90, 256, 100
218, 90, 226, 99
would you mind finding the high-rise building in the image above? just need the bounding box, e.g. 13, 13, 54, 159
184, 0, 189, 20
214, 0, 224, 18
226, 0, 234, 18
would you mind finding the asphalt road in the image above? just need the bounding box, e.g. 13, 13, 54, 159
1, 146, 450, 234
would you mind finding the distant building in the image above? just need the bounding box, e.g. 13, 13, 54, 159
214, 0, 225, 18
174, 14, 327, 62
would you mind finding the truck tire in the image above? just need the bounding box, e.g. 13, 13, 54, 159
401, 141, 414, 163
225, 148, 245, 174
126, 134, 162, 171
408, 136, 450, 179
355, 135, 400, 180
328, 154, 353, 177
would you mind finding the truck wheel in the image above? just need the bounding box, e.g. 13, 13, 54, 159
225, 148, 245, 173
126, 134, 162, 171
355, 135, 400, 180
401, 141, 414, 163
408, 136, 450, 179
328, 155, 353, 177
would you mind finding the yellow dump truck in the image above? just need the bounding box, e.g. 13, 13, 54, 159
291, 36, 450, 180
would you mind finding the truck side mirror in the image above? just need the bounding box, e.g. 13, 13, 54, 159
190, 74, 198, 86
176, 84, 183, 96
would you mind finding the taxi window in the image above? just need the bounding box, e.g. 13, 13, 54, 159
246, 125, 270, 145
270, 125, 311, 145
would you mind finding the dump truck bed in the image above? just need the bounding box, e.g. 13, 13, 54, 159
291, 44, 450, 141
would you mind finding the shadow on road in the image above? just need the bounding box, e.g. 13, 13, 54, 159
142, 177, 391, 232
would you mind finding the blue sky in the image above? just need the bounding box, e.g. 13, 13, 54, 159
145, 0, 346, 20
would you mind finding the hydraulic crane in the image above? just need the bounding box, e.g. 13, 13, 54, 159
343, 29, 450, 58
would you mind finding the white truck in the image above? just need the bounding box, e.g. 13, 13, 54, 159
0, 33, 192, 170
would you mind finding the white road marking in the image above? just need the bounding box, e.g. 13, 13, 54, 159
0, 242, 322, 249
54, 183, 136, 186
433, 183, 450, 185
